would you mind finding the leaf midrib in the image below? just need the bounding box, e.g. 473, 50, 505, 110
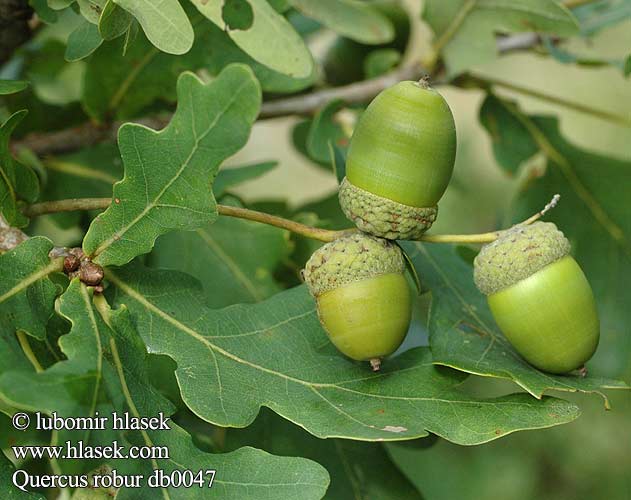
496, 98, 631, 256
0, 258, 62, 305
78, 283, 103, 445
195, 228, 263, 301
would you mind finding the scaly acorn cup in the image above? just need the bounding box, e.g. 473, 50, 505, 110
303, 233, 412, 371
474, 222, 600, 374
339, 79, 456, 240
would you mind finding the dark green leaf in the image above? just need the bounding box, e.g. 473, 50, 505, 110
191, 0, 314, 78
213, 161, 277, 198
149, 198, 291, 308
0, 451, 44, 498
77, 0, 107, 24
65, 20, 104, 61
479, 94, 538, 174
363, 48, 401, 78
398, 243, 422, 295
289, 0, 394, 44
294, 192, 347, 230
102, 293, 330, 499
112, 0, 194, 54
98, 0, 133, 40
83, 65, 261, 266
28, 0, 59, 23
1, 84, 85, 139
19, 40, 82, 106
122, 18, 139, 55
82, 20, 312, 122
0, 237, 61, 341
0, 80, 29, 95
0, 281, 330, 497
0, 111, 40, 227
48, 0, 75, 9
226, 408, 423, 500
0, 280, 119, 463
202, 20, 316, 93
329, 142, 346, 185
292, 120, 314, 162
268, 0, 290, 12
222, 0, 254, 30
82, 29, 189, 121
38, 143, 123, 229
108, 265, 582, 445
307, 100, 348, 165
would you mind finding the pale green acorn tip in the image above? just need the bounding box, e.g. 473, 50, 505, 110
338, 177, 437, 240
474, 221, 571, 296
303, 232, 405, 297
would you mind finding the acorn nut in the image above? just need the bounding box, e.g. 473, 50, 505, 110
339, 80, 457, 239
474, 222, 600, 374
303, 233, 412, 370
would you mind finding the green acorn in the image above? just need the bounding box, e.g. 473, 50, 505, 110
474, 222, 600, 374
303, 233, 411, 370
339, 80, 457, 240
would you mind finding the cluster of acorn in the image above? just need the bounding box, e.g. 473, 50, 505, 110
303, 80, 599, 374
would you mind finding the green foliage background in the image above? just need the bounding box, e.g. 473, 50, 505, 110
0, 0, 630, 498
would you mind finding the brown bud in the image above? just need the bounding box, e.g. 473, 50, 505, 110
63, 254, 81, 273
79, 262, 104, 286
69, 247, 85, 260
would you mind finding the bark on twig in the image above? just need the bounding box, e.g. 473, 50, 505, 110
0, 215, 28, 252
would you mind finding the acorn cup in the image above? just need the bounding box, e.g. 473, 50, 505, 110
339, 79, 457, 240
474, 222, 600, 374
303, 233, 412, 371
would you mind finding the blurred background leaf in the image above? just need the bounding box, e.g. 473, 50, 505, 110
225, 407, 424, 500
191, 0, 314, 78
112, 0, 194, 54
423, 0, 579, 75
1, 1, 630, 498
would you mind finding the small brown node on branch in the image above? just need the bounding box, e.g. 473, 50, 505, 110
69, 247, 85, 260
63, 254, 80, 273
79, 262, 104, 286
